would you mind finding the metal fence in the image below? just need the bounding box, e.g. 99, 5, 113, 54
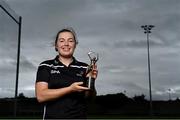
0, 0, 22, 117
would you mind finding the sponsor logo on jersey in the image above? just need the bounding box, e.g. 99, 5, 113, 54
76, 71, 84, 77
51, 70, 60, 74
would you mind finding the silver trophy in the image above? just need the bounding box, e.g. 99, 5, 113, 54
85, 51, 99, 89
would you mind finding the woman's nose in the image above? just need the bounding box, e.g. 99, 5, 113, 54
64, 40, 69, 45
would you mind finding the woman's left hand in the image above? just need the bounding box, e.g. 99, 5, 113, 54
86, 64, 98, 79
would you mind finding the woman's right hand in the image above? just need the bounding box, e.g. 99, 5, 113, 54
70, 82, 89, 92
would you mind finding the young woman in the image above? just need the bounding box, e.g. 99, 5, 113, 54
35, 28, 98, 119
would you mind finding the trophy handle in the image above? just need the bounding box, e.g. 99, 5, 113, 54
88, 51, 99, 64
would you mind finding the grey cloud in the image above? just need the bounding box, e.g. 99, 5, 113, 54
0, 57, 18, 95
19, 56, 37, 72
0, 88, 14, 98
0, 57, 17, 74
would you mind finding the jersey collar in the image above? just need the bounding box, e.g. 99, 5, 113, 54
54, 55, 78, 66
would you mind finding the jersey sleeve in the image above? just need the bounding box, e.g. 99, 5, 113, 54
36, 63, 50, 83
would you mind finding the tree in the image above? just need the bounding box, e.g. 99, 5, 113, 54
18, 93, 26, 99
133, 94, 147, 103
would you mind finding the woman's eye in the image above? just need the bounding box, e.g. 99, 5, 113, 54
58, 39, 64, 42
68, 39, 74, 42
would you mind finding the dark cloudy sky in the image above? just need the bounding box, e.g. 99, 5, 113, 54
1, 0, 180, 100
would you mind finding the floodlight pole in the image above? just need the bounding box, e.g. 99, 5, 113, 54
141, 25, 155, 117
0, 4, 22, 117
0, 4, 19, 24
14, 16, 22, 117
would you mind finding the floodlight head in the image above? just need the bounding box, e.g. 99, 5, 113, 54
141, 25, 145, 28
148, 27, 152, 30
149, 25, 155, 28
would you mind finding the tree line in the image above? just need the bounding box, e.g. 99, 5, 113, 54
0, 92, 180, 118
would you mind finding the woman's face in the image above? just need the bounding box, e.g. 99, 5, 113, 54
56, 31, 76, 58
